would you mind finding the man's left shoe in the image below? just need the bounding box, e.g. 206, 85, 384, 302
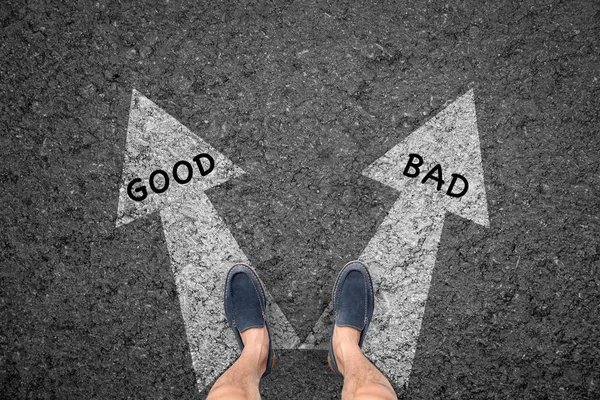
224, 264, 275, 377
327, 260, 375, 376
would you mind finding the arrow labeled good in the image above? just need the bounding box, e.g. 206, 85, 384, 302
116, 89, 300, 392
301, 89, 489, 386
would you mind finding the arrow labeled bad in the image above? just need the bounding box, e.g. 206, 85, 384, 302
116, 89, 300, 392
301, 89, 489, 386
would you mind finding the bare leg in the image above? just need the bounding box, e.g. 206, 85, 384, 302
333, 325, 397, 400
206, 326, 269, 400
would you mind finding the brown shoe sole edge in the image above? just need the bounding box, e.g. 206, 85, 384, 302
327, 353, 335, 373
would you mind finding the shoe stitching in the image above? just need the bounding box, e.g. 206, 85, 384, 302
363, 269, 368, 327
364, 264, 373, 324
334, 262, 353, 312
230, 274, 238, 329
245, 267, 271, 373
225, 268, 234, 328
248, 271, 265, 320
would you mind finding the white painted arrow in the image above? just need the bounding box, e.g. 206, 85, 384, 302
116, 89, 300, 392
301, 89, 489, 386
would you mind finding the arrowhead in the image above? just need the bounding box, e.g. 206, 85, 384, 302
363, 89, 489, 227
116, 89, 245, 227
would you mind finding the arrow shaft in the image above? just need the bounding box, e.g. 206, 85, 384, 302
160, 193, 243, 391
361, 199, 445, 386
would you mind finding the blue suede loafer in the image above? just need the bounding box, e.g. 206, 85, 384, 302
224, 264, 275, 377
328, 261, 374, 375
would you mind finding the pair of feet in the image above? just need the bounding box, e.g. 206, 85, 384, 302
237, 319, 363, 376
224, 261, 374, 377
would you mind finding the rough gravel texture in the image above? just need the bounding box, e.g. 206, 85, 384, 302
1, 0, 599, 399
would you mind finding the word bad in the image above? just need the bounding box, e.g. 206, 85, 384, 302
403, 153, 468, 198
127, 153, 215, 201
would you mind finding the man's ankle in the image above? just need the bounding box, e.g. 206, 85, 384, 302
333, 338, 363, 375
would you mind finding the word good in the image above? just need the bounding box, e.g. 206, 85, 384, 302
403, 153, 468, 198
127, 153, 215, 201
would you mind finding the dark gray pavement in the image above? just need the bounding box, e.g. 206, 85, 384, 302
1, 0, 599, 398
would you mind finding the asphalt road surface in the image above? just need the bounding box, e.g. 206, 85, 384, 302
1, 0, 599, 399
